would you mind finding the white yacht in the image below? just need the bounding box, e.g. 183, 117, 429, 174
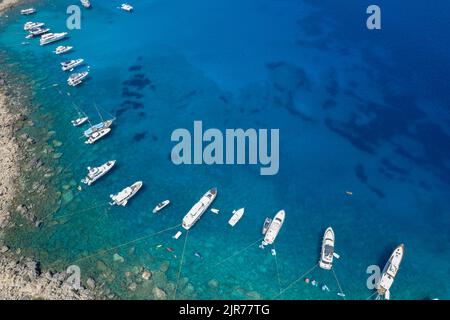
152, 200, 170, 213
80, 0, 91, 8
71, 116, 88, 127
24, 22, 44, 31
54, 45, 73, 55
40, 32, 68, 46
21, 8, 36, 15
261, 210, 285, 247
84, 119, 114, 137
81, 160, 116, 185
182, 188, 217, 230
262, 217, 272, 235
61, 59, 84, 71
110, 181, 143, 206
67, 71, 89, 87
121, 3, 133, 11
319, 227, 335, 270
228, 208, 244, 227
85, 127, 111, 144
26, 27, 50, 38
377, 244, 405, 299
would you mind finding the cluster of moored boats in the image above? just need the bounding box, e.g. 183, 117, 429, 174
19, 4, 404, 301
21, 6, 90, 87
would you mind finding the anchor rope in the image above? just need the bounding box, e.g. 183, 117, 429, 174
42, 202, 109, 221
174, 229, 189, 299
272, 263, 318, 300
332, 268, 346, 300
366, 291, 378, 300
70, 223, 181, 265
273, 245, 282, 294
212, 237, 264, 268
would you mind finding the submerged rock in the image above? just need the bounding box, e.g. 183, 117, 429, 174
208, 279, 219, 289
0, 245, 9, 253
52, 140, 63, 147
141, 270, 152, 281
153, 287, 167, 300
86, 278, 96, 289
113, 253, 124, 263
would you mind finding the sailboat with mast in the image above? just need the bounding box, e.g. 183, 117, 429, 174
84, 104, 115, 137
70, 103, 89, 127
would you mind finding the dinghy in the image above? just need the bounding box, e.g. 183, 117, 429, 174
152, 200, 170, 213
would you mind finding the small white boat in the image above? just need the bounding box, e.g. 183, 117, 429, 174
319, 227, 335, 270
85, 127, 111, 144
110, 181, 143, 206
21, 8, 36, 15
80, 0, 91, 8
261, 210, 285, 247
152, 200, 170, 213
172, 231, 182, 239
262, 217, 272, 235
182, 188, 217, 230
81, 160, 116, 185
61, 59, 84, 71
67, 71, 89, 87
210, 208, 220, 214
54, 45, 73, 55
24, 22, 44, 31
71, 116, 88, 127
376, 244, 404, 299
228, 208, 244, 227
40, 32, 68, 46
121, 3, 133, 11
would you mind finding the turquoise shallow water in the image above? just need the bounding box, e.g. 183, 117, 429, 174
1, 0, 449, 299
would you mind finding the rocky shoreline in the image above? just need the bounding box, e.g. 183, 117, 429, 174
0, 67, 98, 299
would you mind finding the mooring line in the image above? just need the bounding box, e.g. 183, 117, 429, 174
273, 245, 282, 294
332, 268, 346, 300
43, 202, 109, 222
71, 223, 181, 265
174, 229, 189, 300
212, 237, 264, 268
366, 291, 378, 300
272, 263, 318, 300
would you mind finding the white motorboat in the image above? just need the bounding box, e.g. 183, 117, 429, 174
24, 22, 44, 31
319, 227, 335, 270
84, 119, 114, 137
210, 208, 220, 214
40, 32, 68, 46
21, 8, 36, 15
54, 45, 73, 55
26, 27, 50, 38
152, 200, 170, 213
377, 244, 405, 299
228, 208, 244, 227
85, 127, 111, 144
81, 160, 116, 185
80, 0, 91, 8
67, 71, 88, 87
121, 3, 133, 11
261, 210, 285, 247
61, 59, 84, 71
110, 181, 143, 206
71, 116, 88, 127
182, 188, 217, 230
262, 217, 272, 235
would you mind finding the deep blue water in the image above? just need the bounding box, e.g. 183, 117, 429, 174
0, 0, 449, 299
